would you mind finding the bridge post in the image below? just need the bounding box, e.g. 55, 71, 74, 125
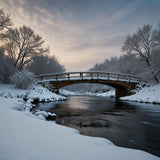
128, 76, 130, 82
107, 73, 109, 80
90, 73, 93, 80
115, 88, 134, 99
97, 73, 99, 79
56, 74, 58, 82
117, 74, 119, 81
67, 73, 70, 80
80, 72, 83, 80
54, 88, 59, 94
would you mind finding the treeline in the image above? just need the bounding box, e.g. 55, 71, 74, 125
0, 8, 65, 84
66, 23, 160, 92
90, 23, 160, 83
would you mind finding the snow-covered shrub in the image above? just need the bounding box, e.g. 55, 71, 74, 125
11, 70, 35, 89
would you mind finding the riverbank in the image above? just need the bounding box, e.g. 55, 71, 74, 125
0, 84, 66, 103
0, 84, 160, 160
120, 84, 160, 104
60, 89, 115, 98
61, 84, 160, 104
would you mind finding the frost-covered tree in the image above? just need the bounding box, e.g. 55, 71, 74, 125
152, 22, 160, 47
122, 24, 159, 83
1, 25, 48, 70
11, 70, 35, 89
27, 55, 65, 75
0, 47, 15, 83
0, 8, 12, 32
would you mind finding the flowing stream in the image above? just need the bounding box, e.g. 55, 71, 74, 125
34, 96, 160, 157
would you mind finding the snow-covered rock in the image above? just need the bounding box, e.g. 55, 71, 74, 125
34, 110, 56, 120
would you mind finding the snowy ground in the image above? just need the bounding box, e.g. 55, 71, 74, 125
120, 84, 160, 104
0, 84, 160, 160
0, 97, 160, 160
0, 84, 66, 102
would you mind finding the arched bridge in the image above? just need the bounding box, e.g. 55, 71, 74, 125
36, 71, 146, 99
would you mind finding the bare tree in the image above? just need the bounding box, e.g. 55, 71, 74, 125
122, 24, 159, 83
1, 25, 48, 70
0, 8, 12, 32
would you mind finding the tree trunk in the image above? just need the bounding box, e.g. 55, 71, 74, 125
148, 63, 159, 83
18, 55, 25, 71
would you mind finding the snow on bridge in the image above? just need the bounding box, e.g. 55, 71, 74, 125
36, 71, 146, 99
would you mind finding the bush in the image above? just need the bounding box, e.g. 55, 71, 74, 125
11, 70, 35, 89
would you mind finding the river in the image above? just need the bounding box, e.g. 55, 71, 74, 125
34, 96, 160, 157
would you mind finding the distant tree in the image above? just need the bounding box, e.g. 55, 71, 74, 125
1, 25, 48, 70
122, 24, 159, 83
0, 47, 15, 83
152, 22, 160, 47
0, 8, 12, 32
27, 55, 65, 75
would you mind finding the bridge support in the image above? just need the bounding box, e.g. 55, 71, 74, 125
54, 88, 59, 94
115, 88, 134, 99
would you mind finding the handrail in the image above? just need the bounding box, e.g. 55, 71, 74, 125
36, 71, 141, 78
35, 71, 146, 83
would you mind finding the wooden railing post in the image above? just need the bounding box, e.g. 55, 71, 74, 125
107, 73, 109, 80
97, 73, 99, 79
41, 76, 43, 81
117, 74, 119, 81
56, 74, 58, 82
90, 73, 93, 80
68, 73, 70, 80
80, 72, 83, 80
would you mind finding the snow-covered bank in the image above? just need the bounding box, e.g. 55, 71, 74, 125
0, 84, 66, 102
60, 89, 115, 98
0, 97, 159, 160
120, 84, 160, 104
61, 84, 160, 104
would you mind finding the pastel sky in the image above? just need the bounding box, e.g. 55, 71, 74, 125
1, 0, 160, 71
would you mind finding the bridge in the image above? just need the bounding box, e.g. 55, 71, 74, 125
36, 71, 146, 99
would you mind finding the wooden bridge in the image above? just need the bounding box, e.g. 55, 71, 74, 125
36, 71, 146, 99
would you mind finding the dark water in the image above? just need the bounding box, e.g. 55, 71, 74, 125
35, 96, 160, 157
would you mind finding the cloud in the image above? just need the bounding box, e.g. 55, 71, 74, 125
111, 0, 141, 23
66, 34, 124, 52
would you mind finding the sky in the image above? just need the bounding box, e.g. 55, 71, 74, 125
1, 0, 160, 71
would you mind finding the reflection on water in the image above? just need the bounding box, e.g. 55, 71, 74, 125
35, 96, 160, 157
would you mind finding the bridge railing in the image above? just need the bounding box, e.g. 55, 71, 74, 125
36, 71, 145, 83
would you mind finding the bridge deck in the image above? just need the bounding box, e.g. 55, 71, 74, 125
36, 71, 146, 98
36, 71, 145, 83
